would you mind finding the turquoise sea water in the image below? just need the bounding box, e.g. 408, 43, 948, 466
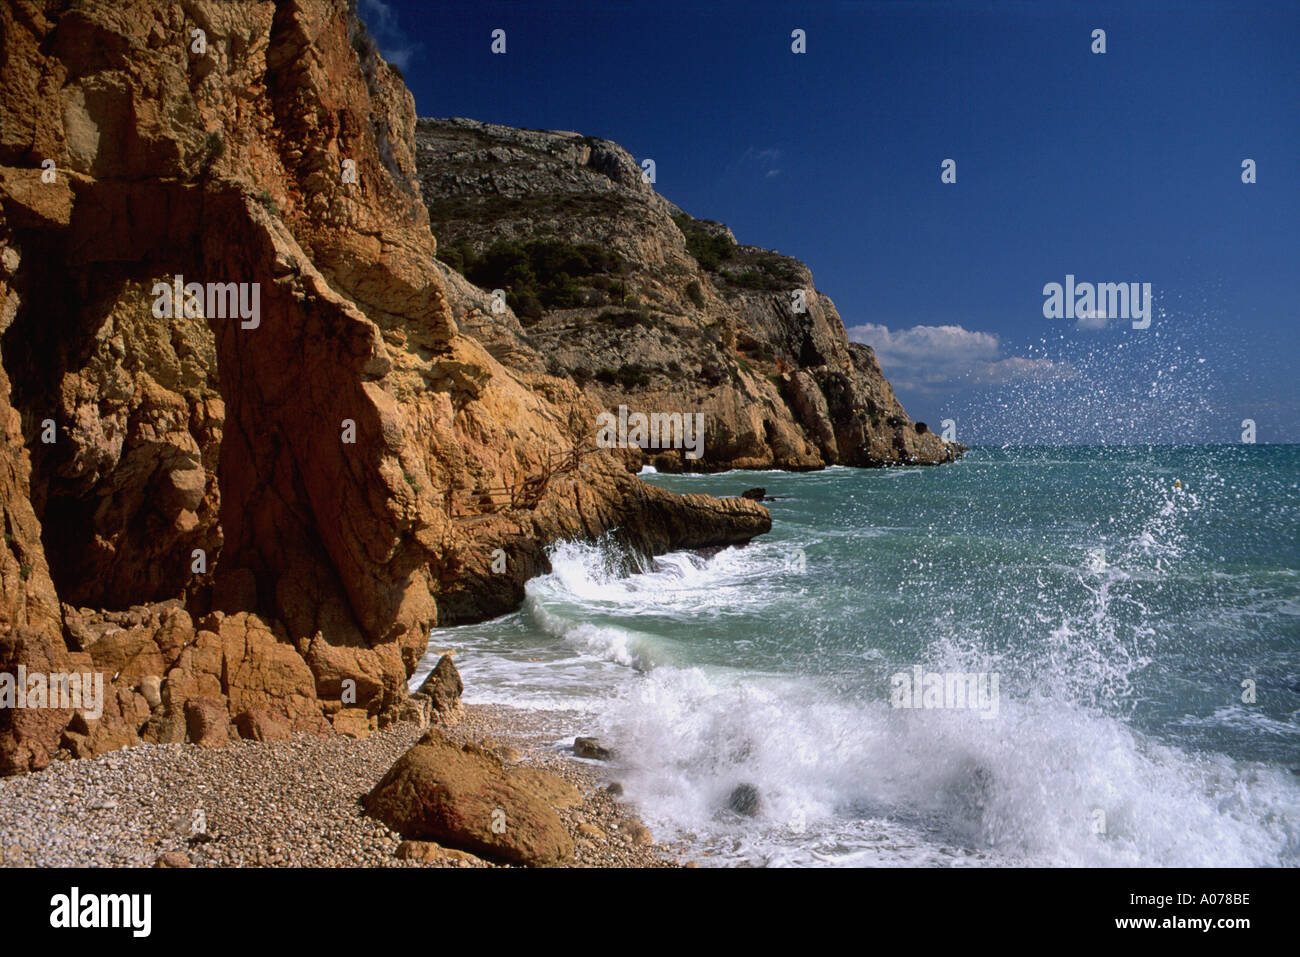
414, 446, 1300, 866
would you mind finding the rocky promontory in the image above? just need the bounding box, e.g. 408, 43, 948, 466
415, 117, 963, 472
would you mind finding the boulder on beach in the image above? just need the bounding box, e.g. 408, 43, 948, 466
364, 729, 574, 867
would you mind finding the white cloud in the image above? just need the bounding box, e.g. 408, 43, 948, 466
358, 0, 419, 72
736, 146, 783, 180
847, 322, 1071, 393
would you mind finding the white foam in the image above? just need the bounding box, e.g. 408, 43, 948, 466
597, 663, 1300, 867
412, 519, 1300, 867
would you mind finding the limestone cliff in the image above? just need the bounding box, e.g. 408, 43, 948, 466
0, 0, 768, 774
415, 118, 964, 472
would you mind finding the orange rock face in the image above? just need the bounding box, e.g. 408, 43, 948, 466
0, 0, 769, 773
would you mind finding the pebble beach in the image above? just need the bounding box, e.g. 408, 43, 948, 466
0, 704, 681, 869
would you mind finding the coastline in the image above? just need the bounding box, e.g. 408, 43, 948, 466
0, 703, 681, 869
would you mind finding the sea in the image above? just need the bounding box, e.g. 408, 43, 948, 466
412, 446, 1300, 867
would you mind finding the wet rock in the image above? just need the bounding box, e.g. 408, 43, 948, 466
728, 783, 762, 817
573, 736, 615, 761
741, 487, 767, 501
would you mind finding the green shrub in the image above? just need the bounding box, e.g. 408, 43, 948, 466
511, 290, 544, 323
594, 363, 653, 389
437, 238, 476, 274
448, 238, 624, 316
600, 306, 652, 329
672, 214, 734, 271
617, 363, 653, 389
724, 258, 800, 291
686, 280, 705, 308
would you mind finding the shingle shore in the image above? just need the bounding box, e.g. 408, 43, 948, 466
0, 703, 683, 868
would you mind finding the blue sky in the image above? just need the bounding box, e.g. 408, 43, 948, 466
360, 0, 1299, 444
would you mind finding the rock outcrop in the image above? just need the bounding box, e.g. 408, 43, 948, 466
0, 0, 768, 774
416, 117, 965, 472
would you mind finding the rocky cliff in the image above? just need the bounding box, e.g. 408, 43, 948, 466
0, 0, 768, 774
415, 118, 963, 472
